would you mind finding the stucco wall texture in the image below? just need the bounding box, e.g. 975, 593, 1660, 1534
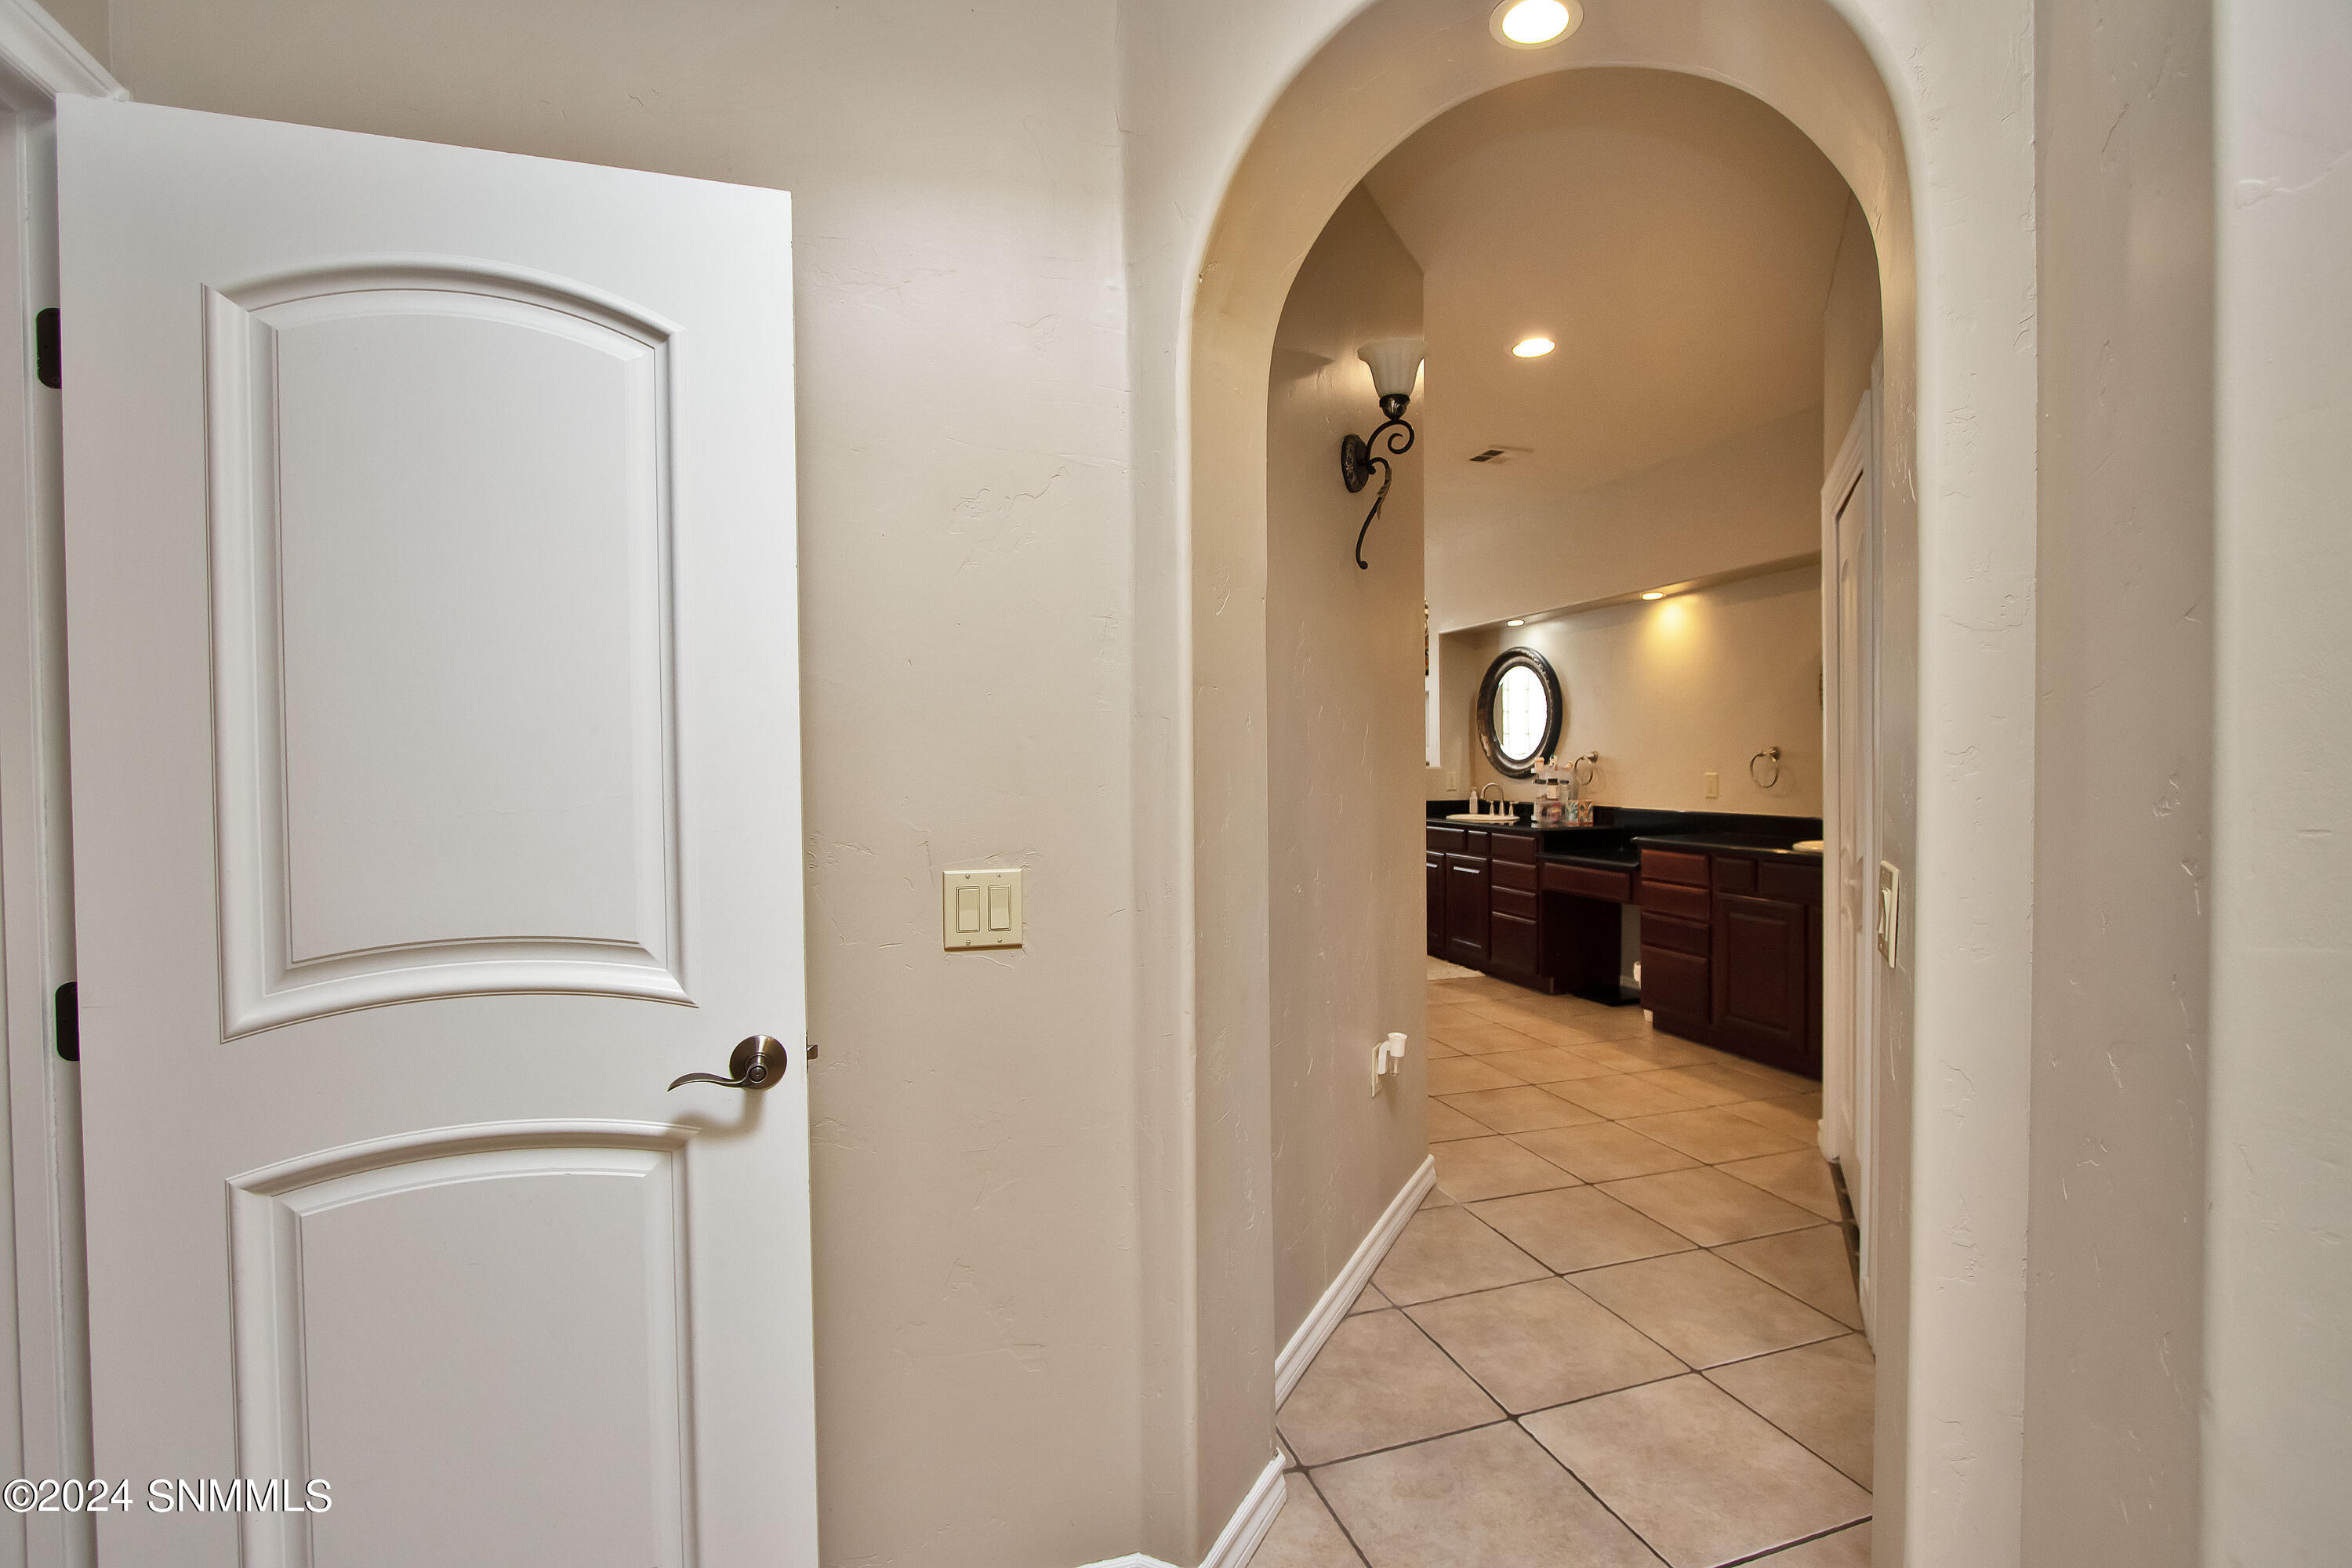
36, 0, 2345, 1563
1266, 188, 1432, 1348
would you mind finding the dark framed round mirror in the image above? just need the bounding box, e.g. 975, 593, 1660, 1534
1476, 647, 1563, 779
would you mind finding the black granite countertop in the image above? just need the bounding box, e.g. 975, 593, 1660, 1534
1426, 803, 1821, 865
1632, 830, 1824, 862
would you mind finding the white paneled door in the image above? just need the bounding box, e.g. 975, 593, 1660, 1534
58, 99, 812, 1566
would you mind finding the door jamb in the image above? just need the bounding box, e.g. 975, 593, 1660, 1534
1820, 365, 1882, 1333
0, 6, 122, 1565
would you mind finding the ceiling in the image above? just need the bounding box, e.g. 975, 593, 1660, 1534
1363, 68, 1853, 566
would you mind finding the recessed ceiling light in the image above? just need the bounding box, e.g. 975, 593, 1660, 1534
1507, 619, 1526, 626
1512, 336, 1555, 358
1641, 591, 1665, 601
1490, 0, 1581, 49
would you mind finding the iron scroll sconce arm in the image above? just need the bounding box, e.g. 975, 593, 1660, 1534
1341, 392, 1416, 570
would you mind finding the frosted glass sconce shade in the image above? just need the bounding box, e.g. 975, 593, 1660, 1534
1358, 337, 1425, 402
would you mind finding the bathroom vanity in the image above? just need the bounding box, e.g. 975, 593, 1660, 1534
1426, 804, 1824, 1078
1630, 832, 1823, 1077
1425, 815, 1632, 994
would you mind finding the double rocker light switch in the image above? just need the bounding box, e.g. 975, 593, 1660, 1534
942, 868, 1024, 950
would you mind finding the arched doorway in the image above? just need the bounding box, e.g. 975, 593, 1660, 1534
1149, 0, 2035, 1562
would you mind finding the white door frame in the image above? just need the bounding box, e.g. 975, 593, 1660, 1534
1820, 368, 1882, 1332
0, 6, 121, 1566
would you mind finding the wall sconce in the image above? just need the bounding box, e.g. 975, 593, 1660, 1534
1339, 336, 1425, 569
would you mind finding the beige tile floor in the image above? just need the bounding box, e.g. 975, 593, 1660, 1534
1254, 971, 1873, 1568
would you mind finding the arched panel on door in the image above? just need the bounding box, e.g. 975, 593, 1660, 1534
202, 262, 688, 1036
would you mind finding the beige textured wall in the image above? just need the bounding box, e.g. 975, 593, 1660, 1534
43, 0, 2230, 1562
1428, 407, 1820, 632
2208, 0, 2352, 1556
40, 0, 100, 60
1450, 567, 1824, 817
2025, 0, 2214, 1559
1821, 197, 1882, 471
1429, 627, 1484, 797
65, 6, 1149, 1566
1265, 188, 1428, 1343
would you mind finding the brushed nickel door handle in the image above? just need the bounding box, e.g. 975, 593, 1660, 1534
668, 1034, 789, 1091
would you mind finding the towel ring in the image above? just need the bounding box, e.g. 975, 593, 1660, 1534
1569, 752, 1598, 788
1749, 746, 1783, 789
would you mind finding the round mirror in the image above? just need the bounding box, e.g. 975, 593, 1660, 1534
1476, 648, 1563, 778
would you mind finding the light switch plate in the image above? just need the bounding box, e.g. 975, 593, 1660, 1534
1704, 771, 1721, 799
942, 868, 1024, 950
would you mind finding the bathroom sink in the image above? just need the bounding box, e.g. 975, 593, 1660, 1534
1791, 839, 1825, 852
1443, 813, 1524, 825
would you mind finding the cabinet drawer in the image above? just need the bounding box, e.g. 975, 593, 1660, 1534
1642, 848, 1710, 887
1759, 861, 1820, 904
1463, 829, 1489, 855
1639, 946, 1710, 1020
1492, 884, 1540, 921
1426, 826, 1465, 853
1544, 862, 1632, 902
1489, 832, 1537, 864
1491, 858, 1537, 892
1640, 880, 1711, 923
1490, 910, 1539, 975
1713, 855, 1756, 894
1640, 911, 1709, 956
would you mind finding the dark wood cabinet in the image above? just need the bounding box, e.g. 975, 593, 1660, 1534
1426, 851, 1444, 955
1426, 823, 1588, 993
1425, 812, 1821, 1076
1639, 942, 1710, 1021
1488, 909, 1538, 975
1637, 843, 1823, 1077
1425, 819, 1647, 1000
1443, 855, 1488, 966
1714, 892, 1810, 1069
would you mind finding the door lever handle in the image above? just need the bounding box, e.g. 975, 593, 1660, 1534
668, 1035, 789, 1092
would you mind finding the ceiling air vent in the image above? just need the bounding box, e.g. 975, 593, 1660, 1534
1468, 445, 1530, 464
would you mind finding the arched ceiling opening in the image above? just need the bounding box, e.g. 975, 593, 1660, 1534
1359, 67, 1853, 614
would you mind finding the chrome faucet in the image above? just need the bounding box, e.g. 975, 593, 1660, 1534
1477, 782, 1502, 818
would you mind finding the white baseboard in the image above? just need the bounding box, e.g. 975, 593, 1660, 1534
1078, 1454, 1287, 1568
1273, 1154, 1437, 1405
1081, 1157, 1432, 1568
1199, 1454, 1287, 1568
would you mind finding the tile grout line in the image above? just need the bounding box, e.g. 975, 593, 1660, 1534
1384, 982, 1868, 1560
1301, 1414, 1673, 1568
1715, 1515, 1875, 1565
1489, 1180, 1869, 1487
1294, 1356, 1868, 1560
1363, 1204, 1723, 1508
1294, 1466, 1374, 1568
1393, 1203, 1859, 1447
1287, 1413, 1519, 1472
1695, 1359, 1877, 1494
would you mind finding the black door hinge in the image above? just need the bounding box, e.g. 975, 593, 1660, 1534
53, 981, 76, 1062
34, 308, 58, 390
